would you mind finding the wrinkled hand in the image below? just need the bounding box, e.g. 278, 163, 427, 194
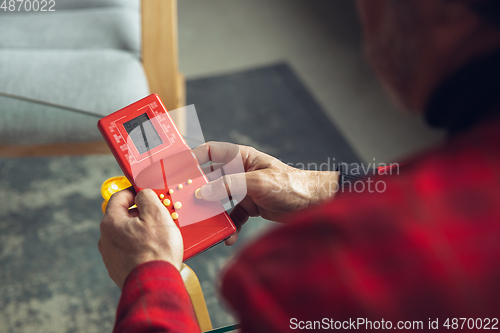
193, 142, 340, 245
98, 188, 183, 289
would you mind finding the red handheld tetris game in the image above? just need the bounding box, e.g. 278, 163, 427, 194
98, 94, 236, 261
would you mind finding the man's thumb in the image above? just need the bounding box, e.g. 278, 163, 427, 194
135, 189, 171, 223
200, 173, 248, 202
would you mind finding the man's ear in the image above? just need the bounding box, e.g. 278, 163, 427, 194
436, 0, 478, 26
429, 0, 483, 53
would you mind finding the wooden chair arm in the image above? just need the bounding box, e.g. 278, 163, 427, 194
142, 0, 186, 134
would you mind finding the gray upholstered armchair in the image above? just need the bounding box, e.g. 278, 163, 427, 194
0, 0, 185, 156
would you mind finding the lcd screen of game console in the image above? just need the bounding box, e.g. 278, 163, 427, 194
123, 113, 163, 154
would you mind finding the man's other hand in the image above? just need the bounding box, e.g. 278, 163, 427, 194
98, 188, 183, 289
193, 142, 340, 246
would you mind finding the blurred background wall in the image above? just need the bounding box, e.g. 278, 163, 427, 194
178, 0, 444, 163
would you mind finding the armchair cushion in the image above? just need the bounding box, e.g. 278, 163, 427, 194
0, 49, 149, 145
0, 8, 140, 57
54, 0, 140, 10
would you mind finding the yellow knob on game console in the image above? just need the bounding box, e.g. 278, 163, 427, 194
101, 176, 133, 213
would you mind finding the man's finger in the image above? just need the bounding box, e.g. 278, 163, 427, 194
225, 203, 251, 246
200, 171, 266, 203
200, 172, 248, 202
229, 204, 251, 231
135, 189, 171, 224
105, 187, 136, 218
201, 163, 225, 181
193, 142, 241, 165
224, 232, 239, 246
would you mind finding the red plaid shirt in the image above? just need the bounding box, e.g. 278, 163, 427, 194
114, 118, 500, 332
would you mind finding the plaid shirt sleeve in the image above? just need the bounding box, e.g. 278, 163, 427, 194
114, 261, 201, 333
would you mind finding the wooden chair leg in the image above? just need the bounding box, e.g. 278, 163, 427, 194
180, 264, 213, 332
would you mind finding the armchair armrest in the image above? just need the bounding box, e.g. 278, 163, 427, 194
142, 0, 186, 134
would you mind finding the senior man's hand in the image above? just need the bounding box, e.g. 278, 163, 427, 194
98, 188, 183, 289
193, 142, 340, 245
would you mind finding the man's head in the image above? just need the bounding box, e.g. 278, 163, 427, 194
356, 0, 500, 113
